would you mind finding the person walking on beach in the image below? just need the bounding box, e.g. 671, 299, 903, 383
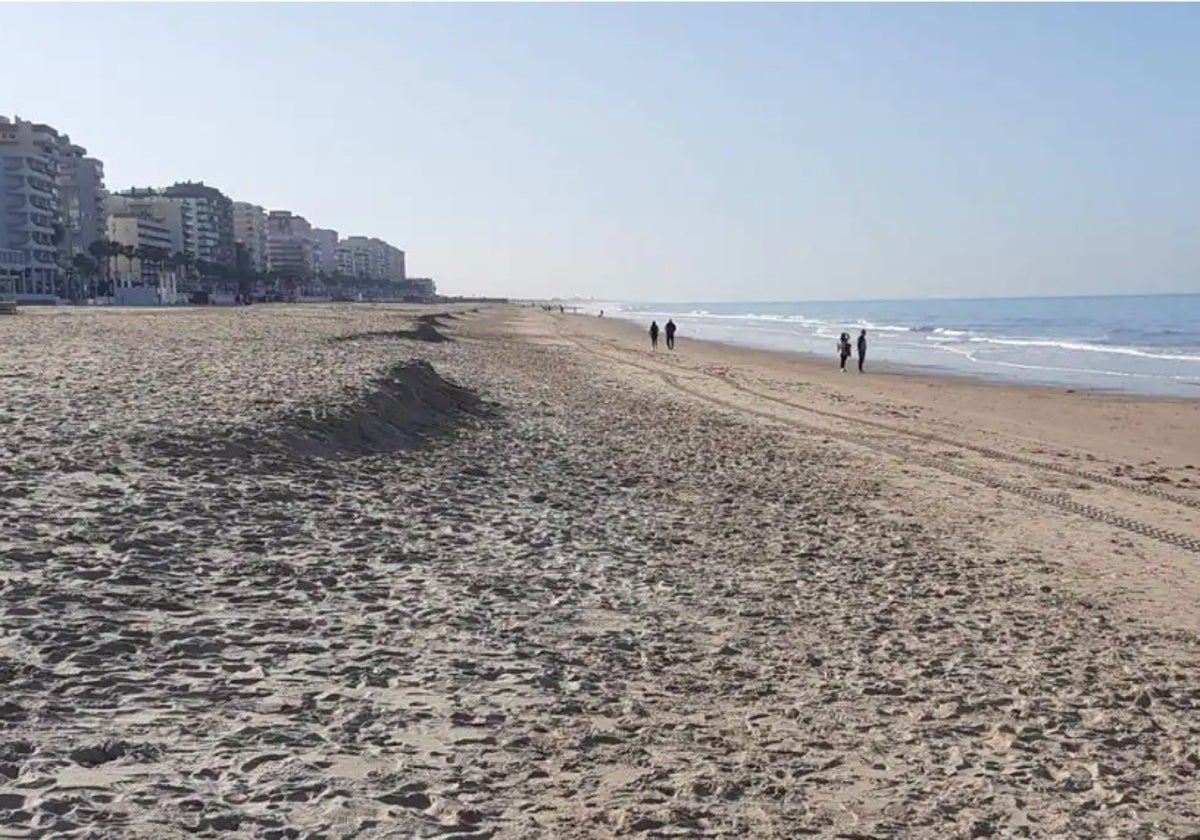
665, 319, 677, 350
856, 329, 867, 372
837, 332, 852, 371
649, 320, 660, 350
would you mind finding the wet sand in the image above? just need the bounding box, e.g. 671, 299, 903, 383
1, 303, 1198, 838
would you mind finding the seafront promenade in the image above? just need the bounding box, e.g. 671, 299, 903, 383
0, 304, 1197, 837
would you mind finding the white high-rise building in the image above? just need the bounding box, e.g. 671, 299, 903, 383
233, 202, 268, 273
59, 143, 107, 266
0, 117, 65, 295
266, 210, 316, 278
312, 228, 339, 276
0, 116, 111, 298
334, 236, 406, 283
107, 213, 175, 287
161, 182, 234, 268
107, 192, 187, 256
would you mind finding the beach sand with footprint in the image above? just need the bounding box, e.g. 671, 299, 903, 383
1, 304, 1198, 838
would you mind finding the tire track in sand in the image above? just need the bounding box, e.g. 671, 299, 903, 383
562, 338, 1200, 555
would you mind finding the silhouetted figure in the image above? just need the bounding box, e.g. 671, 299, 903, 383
856, 329, 867, 372
665, 319, 677, 350
837, 332, 852, 372
649, 320, 660, 350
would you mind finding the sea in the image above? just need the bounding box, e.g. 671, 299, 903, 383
583, 294, 1200, 399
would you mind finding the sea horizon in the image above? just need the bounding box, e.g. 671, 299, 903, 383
562, 290, 1197, 306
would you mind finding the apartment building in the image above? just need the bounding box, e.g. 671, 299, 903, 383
0, 117, 65, 295
335, 236, 406, 283
59, 143, 107, 267
161, 181, 235, 268
407, 277, 437, 300
266, 210, 316, 278
387, 245, 406, 284
312, 228, 339, 276
107, 212, 175, 287
107, 191, 187, 256
233, 202, 268, 273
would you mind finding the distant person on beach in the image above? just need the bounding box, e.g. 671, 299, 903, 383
837, 332, 852, 371
856, 329, 867, 372
665, 319, 677, 350
649, 320, 660, 350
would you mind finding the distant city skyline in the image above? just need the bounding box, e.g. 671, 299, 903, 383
5, 3, 1198, 302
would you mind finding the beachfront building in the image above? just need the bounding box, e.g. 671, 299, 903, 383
110, 189, 192, 259
107, 213, 174, 282
110, 183, 236, 294
266, 210, 316, 279
58, 144, 107, 277
407, 277, 437, 300
107, 212, 180, 303
233, 202, 268, 273
313, 227, 339, 277
335, 236, 406, 284
161, 181, 235, 269
107, 191, 189, 261
388, 246, 406, 284
0, 117, 66, 296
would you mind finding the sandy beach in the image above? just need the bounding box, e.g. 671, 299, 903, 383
1, 303, 1199, 839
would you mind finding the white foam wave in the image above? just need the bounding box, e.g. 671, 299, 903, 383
961, 335, 1200, 363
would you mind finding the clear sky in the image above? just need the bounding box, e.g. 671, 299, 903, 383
3, 3, 1198, 301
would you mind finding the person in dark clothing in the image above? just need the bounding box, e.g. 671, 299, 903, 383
665, 319, 677, 350
837, 332, 852, 371
649, 320, 660, 350
856, 329, 867, 372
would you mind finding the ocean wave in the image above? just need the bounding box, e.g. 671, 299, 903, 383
961, 335, 1200, 363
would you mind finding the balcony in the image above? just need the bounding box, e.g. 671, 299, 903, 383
0, 249, 25, 268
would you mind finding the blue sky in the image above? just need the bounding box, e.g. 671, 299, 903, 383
3, 3, 1198, 301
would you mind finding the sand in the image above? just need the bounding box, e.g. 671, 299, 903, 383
1, 303, 1198, 838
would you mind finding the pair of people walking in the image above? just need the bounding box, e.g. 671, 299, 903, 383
649, 319, 677, 351
838, 329, 867, 372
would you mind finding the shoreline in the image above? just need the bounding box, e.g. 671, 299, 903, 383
570, 308, 1200, 405
575, 301, 1200, 400
555, 306, 1200, 511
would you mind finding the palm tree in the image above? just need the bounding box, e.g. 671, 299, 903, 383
122, 244, 137, 284
88, 239, 111, 294
134, 245, 153, 286
71, 253, 97, 300
104, 240, 123, 288
170, 251, 191, 294
161, 250, 183, 302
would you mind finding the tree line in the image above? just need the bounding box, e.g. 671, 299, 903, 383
62, 238, 422, 301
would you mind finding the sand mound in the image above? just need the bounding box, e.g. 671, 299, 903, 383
278, 359, 486, 458
333, 319, 451, 344
153, 360, 488, 463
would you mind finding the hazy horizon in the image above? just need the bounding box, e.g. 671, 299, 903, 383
4, 3, 1198, 301
552, 289, 1200, 305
